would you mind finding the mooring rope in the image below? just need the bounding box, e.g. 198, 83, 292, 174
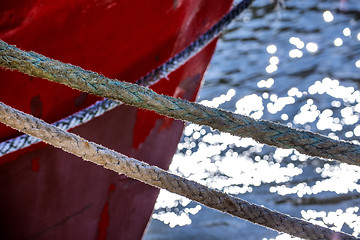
0, 101, 357, 240
1, 40, 360, 166
0, 0, 253, 157
0, 99, 117, 156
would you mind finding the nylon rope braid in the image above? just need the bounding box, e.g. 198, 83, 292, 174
0, 101, 357, 240
0, 0, 254, 157
1, 40, 360, 166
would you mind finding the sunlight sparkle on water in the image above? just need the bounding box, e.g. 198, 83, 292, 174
306, 42, 318, 53
262, 92, 269, 99
219, 157, 302, 193
341, 107, 359, 125
289, 37, 304, 49
331, 100, 341, 108
316, 109, 342, 131
308, 78, 355, 101
302, 207, 360, 236
356, 60, 360, 68
266, 64, 278, 73
287, 87, 300, 97
281, 113, 289, 121
200, 89, 235, 108
334, 37, 343, 47
149, 3, 360, 236
267, 96, 295, 114
263, 234, 302, 240
323, 10, 334, 22
271, 163, 360, 198
153, 190, 201, 228
289, 49, 303, 58
288, 77, 360, 132
155, 73, 360, 227
257, 78, 274, 88
293, 100, 319, 125
235, 94, 264, 119
269, 56, 280, 65
343, 27, 351, 37
317, 163, 360, 194
266, 44, 277, 54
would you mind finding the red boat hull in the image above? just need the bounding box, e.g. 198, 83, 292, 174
0, 0, 232, 239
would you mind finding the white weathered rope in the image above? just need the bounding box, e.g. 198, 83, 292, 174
0, 0, 254, 156
0, 101, 356, 240
1, 40, 360, 166
0, 99, 117, 156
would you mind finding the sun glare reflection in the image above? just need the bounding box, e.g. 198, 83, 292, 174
293, 100, 319, 125
266, 64, 278, 73
334, 37, 343, 47
263, 234, 302, 240
289, 49, 303, 58
343, 27, 351, 37
153, 190, 202, 228
235, 94, 264, 119
306, 42, 318, 53
289, 37, 304, 49
269, 56, 279, 65
267, 96, 295, 114
155, 71, 360, 228
200, 89, 236, 108
323, 10, 334, 22
267, 44, 277, 54
258, 78, 275, 88
301, 207, 360, 236
355, 60, 360, 68
150, 2, 360, 236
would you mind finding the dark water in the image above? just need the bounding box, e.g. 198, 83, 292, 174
145, 0, 360, 239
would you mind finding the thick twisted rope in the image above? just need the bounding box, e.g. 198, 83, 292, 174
0, 0, 254, 156
0, 101, 357, 240
0, 99, 117, 156
1, 40, 360, 166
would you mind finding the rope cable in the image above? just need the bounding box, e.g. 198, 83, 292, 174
0, 0, 253, 156
0, 101, 357, 240
1, 40, 360, 166
0, 1, 358, 237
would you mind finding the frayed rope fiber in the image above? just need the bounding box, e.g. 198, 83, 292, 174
1, 39, 360, 166
0, 101, 357, 240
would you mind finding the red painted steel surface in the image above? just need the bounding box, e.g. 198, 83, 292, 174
0, 0, 232, 239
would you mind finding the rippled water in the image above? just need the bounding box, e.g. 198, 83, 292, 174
145, 0, 360, 239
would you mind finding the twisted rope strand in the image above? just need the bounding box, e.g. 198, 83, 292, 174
0, 0, 254, 156
0, 101, 357, 240
1, 40, 360, 166
0, 98, 118, 156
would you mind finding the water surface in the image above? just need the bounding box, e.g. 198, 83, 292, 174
145, 0, 360, 239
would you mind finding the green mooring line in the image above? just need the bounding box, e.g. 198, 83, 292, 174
1, 39, 360, 166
